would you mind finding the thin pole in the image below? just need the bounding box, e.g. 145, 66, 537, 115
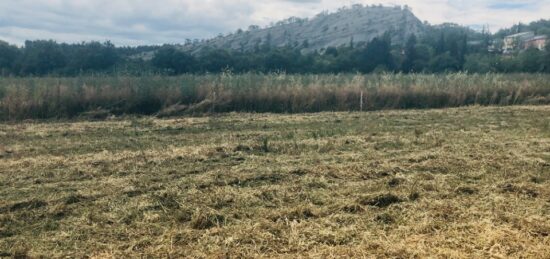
360, 91, 364, 112
212, 90, 216, 112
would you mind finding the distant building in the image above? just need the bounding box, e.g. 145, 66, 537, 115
489, 39, 503, 53
503, 32, 535, 54
524, 35, 548, 51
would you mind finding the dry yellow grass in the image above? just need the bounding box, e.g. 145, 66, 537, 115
0, 106, 549, 258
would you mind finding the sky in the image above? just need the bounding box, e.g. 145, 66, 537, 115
0, 0, 549, 46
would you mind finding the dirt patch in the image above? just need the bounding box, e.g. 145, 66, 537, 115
455, 186, 478, 195
498, 183, 538, 198
234, 173, 286, 187
64, 194, 89, 205
388, 177, 405, 187
341, 204, 364, 214
375, 213, 395, 224
408, 192, 420, 201
1, 199, 48, 213
234, 144, 253, 152
359, 194, 402, 208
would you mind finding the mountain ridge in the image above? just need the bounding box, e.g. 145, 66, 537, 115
184, 5, 426, 53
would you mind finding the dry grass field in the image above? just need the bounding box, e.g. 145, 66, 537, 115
0, 105, 549, 258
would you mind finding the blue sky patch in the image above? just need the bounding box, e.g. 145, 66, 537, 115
488, 2, 532, 10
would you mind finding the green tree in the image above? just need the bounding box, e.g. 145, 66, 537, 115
411, 44, 433, 72
429, 52, 459, 72
456, 33, 468, 68
463, 54, 497, 73
544, 43, 550, 72
67, 41, 119, 74
356, 36, 394, 73
520, 48, 543, 73
264, 48, 294, 72
402, 34, 418, 72
435, 33, 446, 55
17, 40, 66, 75
324, 47, 338, 57
199, 48, 233, 72
152, 45, 197, 74
0, 41, 19, 75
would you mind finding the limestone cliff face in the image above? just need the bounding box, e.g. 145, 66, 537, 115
188, 5, 426, 53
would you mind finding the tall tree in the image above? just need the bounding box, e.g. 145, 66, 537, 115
520, 48, 543, 73
68, 41, 119, 74
402, 34, 418, 73
198, 48, 233, 72
436, 32, 446, 55
17, 40, 66, 76
356, 35, 394, 73
152, 45, 197, 74
0, 41, 19, 75
456, 33, 468, 68
429, 52, 459, 72
544, 43, 550, 72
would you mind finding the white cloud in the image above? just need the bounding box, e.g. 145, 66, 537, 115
0, 0, 548, 46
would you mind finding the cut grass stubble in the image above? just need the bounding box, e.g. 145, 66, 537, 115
0, 106, 549, 257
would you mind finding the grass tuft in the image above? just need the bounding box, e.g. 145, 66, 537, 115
190, 210, 226, 230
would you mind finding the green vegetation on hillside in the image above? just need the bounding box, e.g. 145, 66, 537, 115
0, 19, 550, 76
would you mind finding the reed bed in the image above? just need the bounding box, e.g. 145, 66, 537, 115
1, 73, 549, 120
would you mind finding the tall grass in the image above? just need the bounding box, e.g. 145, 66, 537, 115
1, 73, 549, 120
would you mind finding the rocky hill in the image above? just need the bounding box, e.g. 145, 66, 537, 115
186, 5, 426, 53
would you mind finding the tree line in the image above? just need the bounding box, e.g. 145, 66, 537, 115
1, 21, 549, 76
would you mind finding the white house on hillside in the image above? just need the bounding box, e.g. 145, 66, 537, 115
524, 35, 548, 51
503, 31, 548, 54
503, 32, 534, 53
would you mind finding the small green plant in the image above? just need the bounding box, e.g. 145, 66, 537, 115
312, 131, 319, 139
